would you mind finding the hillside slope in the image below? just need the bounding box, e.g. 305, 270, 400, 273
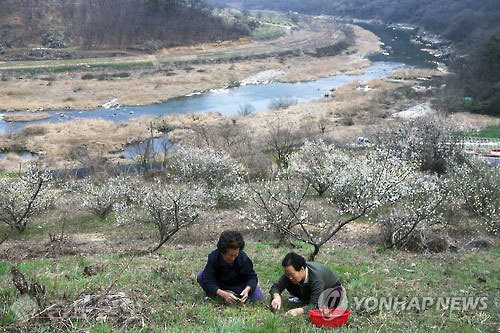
219, 0, 500, 47
0, 0, 247, 50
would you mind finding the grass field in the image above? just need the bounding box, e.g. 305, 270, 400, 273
461, 124, 500, 139
0, 214, 498, 332
251, 27, 286, 40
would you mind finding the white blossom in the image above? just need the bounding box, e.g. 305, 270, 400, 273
245, 145, 415, 260
0, 165, 53, 237
289, 139, 350, 196
68, 176, 132, 220
451, 157, 499, 235
167, 146, 248, 206
116, 178, 215, 252
378, 173, 450, 249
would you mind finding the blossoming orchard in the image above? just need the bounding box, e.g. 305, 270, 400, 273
0, 118, 498, 253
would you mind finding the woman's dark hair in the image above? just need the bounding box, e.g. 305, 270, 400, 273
217, 230, 245, 254
282, 252, 306, 271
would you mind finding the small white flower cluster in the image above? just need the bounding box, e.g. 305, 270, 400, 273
451, 159, 499, 235
167, 146, 248, 207
0, 165, 53, 233
115, 178, 215, 251
68, 176, 132, 220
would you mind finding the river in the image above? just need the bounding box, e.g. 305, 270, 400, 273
0, 23, 445, 160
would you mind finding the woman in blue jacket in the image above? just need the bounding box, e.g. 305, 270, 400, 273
197, 230, 263, 303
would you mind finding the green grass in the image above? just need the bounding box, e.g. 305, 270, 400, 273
0, 172, 25, 179
251, 27, 286, 40
12, 61, 155, 75
0, 233, 498, 332
457, 124, 500, 139
254, 11, 296, 27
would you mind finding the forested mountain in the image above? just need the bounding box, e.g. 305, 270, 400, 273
0, 0, 247, 50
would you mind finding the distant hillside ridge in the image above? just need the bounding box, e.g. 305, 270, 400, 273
206, 0, 500, 48
0, 0, 248, 50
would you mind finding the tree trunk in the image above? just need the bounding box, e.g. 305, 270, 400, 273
151, 236, 171, 253
308, 244, 321, 261
15, 224, 26, 233
275, 231, 288, 248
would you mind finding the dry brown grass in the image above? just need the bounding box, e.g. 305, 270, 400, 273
448, 112, 500, 130
0, 66, 444, 173
0, 117, 159, 171
163, 72, 412, 150
2, 88, 32, 97
2, 112, 51, 122
0, 153, 32, 172
389, 68, 442, 80
0, 25, 439, 172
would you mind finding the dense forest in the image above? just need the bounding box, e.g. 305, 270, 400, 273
207, 0, 500, 115
0, 0, 247, 50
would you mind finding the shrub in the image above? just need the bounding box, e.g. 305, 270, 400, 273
116, 179, 214, 252
289, 140, 350, 196
20, 126, 47, 136
40, 76, 56, 82
0, 165, 53, 238
268, 96, 297, 110
69, 176, 131, 220
380, 116, 464, 175
264, 120, 307, 169
340, 117, 354, 126
111, 72, 130, 78
451, 158, 499, 235
378, 173, 450, 250
238, 103, 256, 117
166, 146, 248, 207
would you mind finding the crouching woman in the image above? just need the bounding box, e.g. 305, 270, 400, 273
197, 230, 263, 303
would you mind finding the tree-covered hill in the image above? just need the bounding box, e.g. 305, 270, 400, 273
210, 0, 500, 47
0, 0, 247, 50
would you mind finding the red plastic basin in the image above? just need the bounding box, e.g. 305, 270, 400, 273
308, 308, 350, 328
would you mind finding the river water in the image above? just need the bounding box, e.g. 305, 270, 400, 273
0, 23, 443, 159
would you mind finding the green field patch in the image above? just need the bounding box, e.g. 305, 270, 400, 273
251, 26, 286, 40
0, 241, 498, 331
456, 124, 500, 139
0, 262, 12, 276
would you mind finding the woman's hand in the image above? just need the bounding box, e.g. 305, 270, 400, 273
239, 286, 251, 303
217, 289, 239, 303
271, 293, 282, 312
